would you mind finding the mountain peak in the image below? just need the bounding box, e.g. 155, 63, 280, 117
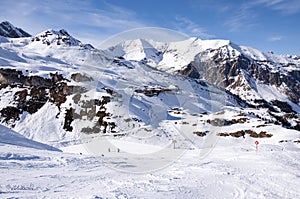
35, 29, 74, 39
31, 29, 94, 49
1, 21, 13, 26
0, 21, 31, 38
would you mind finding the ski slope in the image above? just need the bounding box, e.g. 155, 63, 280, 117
0, 131, 299, 198
0, 124, 60, 151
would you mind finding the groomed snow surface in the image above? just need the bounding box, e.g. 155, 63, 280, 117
1, 124, 300, 198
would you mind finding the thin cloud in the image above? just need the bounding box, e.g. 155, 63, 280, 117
225, 0, 300, 32
0, 0, 147, 44
84, 12, 144, 30
186, 0, 231, 13
253, 0, 300, 14
224, 3, 257, 32
268, 36, 283, 42
173, 16, 215, 39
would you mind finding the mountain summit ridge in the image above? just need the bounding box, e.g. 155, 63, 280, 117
29, 28, 94, 49
106, 36, 300, 104
0, 21, 31, 38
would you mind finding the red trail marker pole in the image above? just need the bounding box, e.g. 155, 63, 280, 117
255, 141, 259, 153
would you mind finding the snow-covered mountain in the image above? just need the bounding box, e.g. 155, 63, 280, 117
0, 22, 299, 148
30, 29, 94, 49
0, 21, 31, 38
0, 21, 300, 198
107, 37, 300, 104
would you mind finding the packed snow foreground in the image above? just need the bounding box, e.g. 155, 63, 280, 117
1, 124, 299, 198
0, 25, 299, 198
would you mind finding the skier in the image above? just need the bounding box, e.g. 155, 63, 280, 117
242, 130, 246, 138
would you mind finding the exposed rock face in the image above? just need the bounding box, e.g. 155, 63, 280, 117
0, 68, 53, 87
0, 67, 119, 135
179, 62, 200, 79
14, 88, 47, 114
0, 21, 31, 38
78, 96, 116, 134
0, 106, 21, 125
0, 68, 86, 130
191, 46, 300, 104
217, 130, 273, 138
71, 73, 93, 82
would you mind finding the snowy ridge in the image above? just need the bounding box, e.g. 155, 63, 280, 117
107, 37, 235, 71
111, 39, 162, 65
108, 36, 300, 72
29, 29, 94, 50
241, 45, 300, 64
0, 124, 60, 151
0, 21, 31, 38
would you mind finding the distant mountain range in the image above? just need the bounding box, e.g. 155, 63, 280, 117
108, 37, 300, 104
0, 21, 299, 148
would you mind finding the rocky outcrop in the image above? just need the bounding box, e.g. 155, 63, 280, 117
217, 130, 273, 138
0, 68, 86, 129
71, 73, 93, 82
179, 62, 200, 79
76, 96, 116, 134
0, 67, 119, 135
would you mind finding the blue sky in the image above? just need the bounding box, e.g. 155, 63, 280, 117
1, 0, 299, 54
